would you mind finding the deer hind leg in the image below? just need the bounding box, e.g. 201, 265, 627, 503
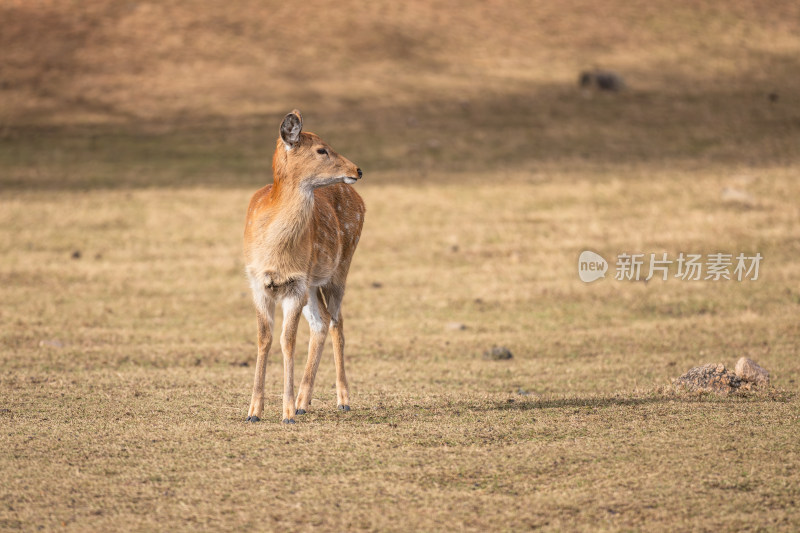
279, 295, 305, 424
247, 301, 275, 422
326, 289, 350, 411
295, 288, 331, 414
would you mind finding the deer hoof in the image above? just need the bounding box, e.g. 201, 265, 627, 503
282, 418, 296, 424
338, 405, 351, 412
295, 409, 306, 415
246, 416, 260, 423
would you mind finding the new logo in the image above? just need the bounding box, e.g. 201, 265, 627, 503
578, 250, 608, 283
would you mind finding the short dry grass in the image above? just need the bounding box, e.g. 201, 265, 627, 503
2, 172, 799, 531
2, 1, 800, 531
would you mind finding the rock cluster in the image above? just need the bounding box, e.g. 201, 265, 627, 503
674, 357, 770, 394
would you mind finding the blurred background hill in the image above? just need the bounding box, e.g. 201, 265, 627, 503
1, 0, 799, 188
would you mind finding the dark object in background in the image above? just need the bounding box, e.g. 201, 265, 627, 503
579, 70, 625, 91
483, 346, 513, 360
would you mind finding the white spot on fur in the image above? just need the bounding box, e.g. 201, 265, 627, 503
302, 297, 326, 333
247, 269, 270, 316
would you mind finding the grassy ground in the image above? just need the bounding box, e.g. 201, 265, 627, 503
2, 1, 800, 531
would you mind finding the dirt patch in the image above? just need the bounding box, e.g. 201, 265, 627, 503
674, 360, 770, 395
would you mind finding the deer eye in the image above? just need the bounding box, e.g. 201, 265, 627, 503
316, 148, 328, 155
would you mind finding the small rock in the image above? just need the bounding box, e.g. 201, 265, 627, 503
370, 282, 383, 289
721, 187, 754, 206
39, 339, 64, 348
517, 388, 530, 396
71, 250, 82, 259
673, 363, 742, 394
734, 357, 769, 386
446, 322, 467, 331
425, 139, 441, 149
483, 346, 513, 360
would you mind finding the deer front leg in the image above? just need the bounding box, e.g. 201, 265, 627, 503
247, 302, 275, 422
279, 296, 305, 424
295, 289, 331, 414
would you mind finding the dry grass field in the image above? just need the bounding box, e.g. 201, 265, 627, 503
2, 1, 800, 531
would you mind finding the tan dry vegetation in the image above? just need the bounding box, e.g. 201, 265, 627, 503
2, 0, 800, 531
2, 0, 799, 124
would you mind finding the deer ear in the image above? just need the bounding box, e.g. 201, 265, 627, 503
280, 109, 303, 150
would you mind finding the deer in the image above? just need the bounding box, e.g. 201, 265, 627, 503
243, 109, 365, 424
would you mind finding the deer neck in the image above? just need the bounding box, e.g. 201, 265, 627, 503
267, 174, 314, 250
